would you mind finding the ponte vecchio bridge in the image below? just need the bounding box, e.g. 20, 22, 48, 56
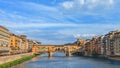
32, 45, 81, 57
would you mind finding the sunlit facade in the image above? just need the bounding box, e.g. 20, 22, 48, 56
10, 34, 28, 54
0, 26, 10, 55
113, 30, 120, 56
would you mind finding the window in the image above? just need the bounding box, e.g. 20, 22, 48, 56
11, 43, 13, 45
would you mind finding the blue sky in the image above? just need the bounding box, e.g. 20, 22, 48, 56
0, 0, 120, 44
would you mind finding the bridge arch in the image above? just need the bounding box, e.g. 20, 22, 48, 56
32, 45, 80, 57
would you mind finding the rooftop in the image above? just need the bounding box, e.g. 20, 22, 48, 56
0, 25, 9, 31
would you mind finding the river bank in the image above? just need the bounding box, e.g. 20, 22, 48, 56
108, 57, 120, 61
0, 53, 36, 68
72, 52, 120, 61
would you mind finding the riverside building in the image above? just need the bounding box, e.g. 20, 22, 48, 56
0, 26, 10, 55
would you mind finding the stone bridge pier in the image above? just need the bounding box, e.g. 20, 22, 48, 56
49, 51, 71, 57
66, 52, 71, 57
49, 51, 53, 57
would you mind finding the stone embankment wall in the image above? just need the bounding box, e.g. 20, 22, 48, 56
0, 53, 33, 64
108, 57, 120, 61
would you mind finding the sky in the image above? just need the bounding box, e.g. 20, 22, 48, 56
0, 0, 120, 45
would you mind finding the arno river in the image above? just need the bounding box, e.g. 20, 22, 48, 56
11, 53, 120, 68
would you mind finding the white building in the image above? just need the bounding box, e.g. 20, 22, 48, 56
0, 26, 10, 55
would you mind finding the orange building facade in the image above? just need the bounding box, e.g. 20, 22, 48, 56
9, 34, 28, 54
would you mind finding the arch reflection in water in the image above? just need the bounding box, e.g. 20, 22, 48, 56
41, 52, 66, 57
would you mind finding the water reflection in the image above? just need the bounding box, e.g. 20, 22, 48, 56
31, 57, 38, 61
11, 53, 120, 68
41, 52, 66, 57
49, 57, 53, 60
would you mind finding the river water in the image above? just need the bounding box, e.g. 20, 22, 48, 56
11, 53, 120, 68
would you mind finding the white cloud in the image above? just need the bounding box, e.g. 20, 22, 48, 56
73, 33, 97, 38
59, 0, 116, 18
22, 2, 58, 11
57, 24, 120, 36
0, 0, 118, 45
38, 39, 66, 45
62, 1, 74, 9
1, 22, 78, 28
79, 0, 85, 5
109, 0, 114, 5
61, 0, 115, 10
